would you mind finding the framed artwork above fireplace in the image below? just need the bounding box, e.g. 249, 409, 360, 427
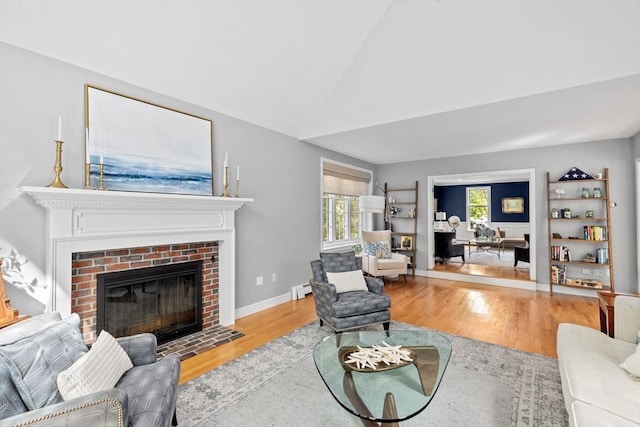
85, 85, 214, 195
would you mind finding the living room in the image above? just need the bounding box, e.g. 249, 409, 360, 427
1, 2, 640, 426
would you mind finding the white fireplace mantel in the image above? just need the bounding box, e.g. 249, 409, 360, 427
19, 186, 253, 326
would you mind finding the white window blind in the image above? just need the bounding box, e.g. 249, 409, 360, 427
322, 162, 371, 196
321, 160, 373, 249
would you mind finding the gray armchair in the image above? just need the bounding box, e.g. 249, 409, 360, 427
309, 252, 391, 333
0, 312, 180, 427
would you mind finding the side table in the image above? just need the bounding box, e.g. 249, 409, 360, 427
597, 292, 616, 338
597, 291, 640, 338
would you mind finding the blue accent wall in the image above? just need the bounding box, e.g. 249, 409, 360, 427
435, 185, 468, 220
434, 181, 529, 222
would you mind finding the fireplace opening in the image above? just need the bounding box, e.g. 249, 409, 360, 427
97, 261, 203, 345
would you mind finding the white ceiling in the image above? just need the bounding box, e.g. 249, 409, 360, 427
1, 0, 639, 165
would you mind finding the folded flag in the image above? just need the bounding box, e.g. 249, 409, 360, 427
559, 167, 593, 181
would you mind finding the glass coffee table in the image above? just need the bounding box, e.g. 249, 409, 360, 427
468, 237, 503, 258
313, 330, 452, 426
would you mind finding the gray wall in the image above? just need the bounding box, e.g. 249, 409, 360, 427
2, 41, 638, 316
376, 140, 638, 294
632, 130, 640, 159
633, 130, 640, 286
0, 42, 375, 314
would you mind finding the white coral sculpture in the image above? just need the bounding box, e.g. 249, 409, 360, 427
345, 341, 413, 370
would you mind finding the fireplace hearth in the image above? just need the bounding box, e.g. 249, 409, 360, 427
97, 261, 203, 345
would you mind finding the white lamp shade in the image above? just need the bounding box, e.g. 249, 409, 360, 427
435, 211, 447, 220
359, 195, 385, 213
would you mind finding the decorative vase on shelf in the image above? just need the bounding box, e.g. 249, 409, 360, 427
581, 188, 590, 198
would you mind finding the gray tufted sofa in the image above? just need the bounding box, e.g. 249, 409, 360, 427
0, 312, 180, 427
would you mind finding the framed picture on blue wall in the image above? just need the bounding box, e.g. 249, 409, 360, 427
502, 197, 524, 214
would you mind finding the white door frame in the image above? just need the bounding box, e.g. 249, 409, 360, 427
636, 158, 640, 291
426, 168, 536, 285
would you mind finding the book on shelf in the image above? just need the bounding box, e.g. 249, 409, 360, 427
596, 247, 609, 264
551, 265, 567, 285
583, 225, 608, 241
551, 246, 571, 262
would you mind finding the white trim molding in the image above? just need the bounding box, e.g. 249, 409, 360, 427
20, 186, 253, 326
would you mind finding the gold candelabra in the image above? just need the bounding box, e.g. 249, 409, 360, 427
85, 163, 92, 189
235, 179, 240, 198
222, 166, 231, 197
97, 163, 107, 190
47, 140, 68, 188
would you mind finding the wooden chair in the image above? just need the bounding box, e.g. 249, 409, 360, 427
0, 259, 20, 328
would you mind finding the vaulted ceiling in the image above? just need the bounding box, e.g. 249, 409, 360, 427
1, 1, 639, 164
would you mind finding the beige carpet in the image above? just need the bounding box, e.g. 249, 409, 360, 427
177, 321, 567, 426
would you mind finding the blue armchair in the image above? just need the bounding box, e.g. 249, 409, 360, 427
309, 252, 391, 333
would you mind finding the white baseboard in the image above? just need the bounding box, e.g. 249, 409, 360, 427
536, 282, 598, 298
425, 270, 537, 291
421, 268, 595, 297
235, 291, 292, 319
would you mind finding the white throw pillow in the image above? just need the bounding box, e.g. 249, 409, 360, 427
620, 343, 640, 378
57, 330, 133, 400
326, 270, 369, 294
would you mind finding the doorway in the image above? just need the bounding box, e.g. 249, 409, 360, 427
427, 168, 536, 289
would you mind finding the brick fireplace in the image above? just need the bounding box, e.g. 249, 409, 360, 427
20, 186, 252, 330
72, 242, 218, 343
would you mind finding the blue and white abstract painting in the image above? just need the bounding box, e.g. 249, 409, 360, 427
86, 86, 213, 195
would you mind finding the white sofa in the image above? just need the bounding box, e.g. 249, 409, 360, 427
557, 295, 640, 427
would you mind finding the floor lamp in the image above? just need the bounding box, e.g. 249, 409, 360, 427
359, 195, 385, 231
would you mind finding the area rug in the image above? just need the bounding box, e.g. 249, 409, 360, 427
177, 322, 568, 426
458, 248, 530, 269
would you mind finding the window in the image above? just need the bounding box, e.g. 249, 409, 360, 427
467, 186, 490, 229
322, 160, 372, 249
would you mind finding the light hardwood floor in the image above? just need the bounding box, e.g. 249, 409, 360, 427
180, 275, 599, 384
431, 255, 531, 280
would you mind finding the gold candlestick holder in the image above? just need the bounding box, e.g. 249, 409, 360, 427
85, 163, 92, 189
235, 179, 240, 198
222, 166, 231, 197
97, 163, 107, 191
47, 140, 68, 188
